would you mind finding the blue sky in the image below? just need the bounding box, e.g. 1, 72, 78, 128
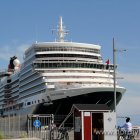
0, 0, 140, 125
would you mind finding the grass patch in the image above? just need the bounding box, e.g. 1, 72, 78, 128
0, 131, 4, 139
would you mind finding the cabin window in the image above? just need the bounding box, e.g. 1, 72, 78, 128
27, 102, 31, 105
7, 79, 11, 83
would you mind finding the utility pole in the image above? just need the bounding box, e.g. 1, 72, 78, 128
113, 38, 126, 112
113, 38, 116, 112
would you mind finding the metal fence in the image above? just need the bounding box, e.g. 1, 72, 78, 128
27, 114, 54, 140
0, 114, 74, 140
0, 115, 27, 138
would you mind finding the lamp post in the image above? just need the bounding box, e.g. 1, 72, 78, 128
113, 38, 126, 112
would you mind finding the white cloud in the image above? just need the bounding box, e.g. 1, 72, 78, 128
0, 44, 29, 63
117, 95, 140, 116
118, 73, 140, 84
117, 72, 140, 125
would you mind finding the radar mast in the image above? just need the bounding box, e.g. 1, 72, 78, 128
53, 16, 68, 42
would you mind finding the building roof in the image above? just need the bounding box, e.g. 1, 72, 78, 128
73, 104, 110, 112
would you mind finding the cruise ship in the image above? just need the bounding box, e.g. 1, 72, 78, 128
0, 17, 126, 124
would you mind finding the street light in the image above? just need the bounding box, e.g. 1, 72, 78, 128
113, 38, 126, 112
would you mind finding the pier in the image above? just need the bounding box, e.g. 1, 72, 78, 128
0, 104, 139, 140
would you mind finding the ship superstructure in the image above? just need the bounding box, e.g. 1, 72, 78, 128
0, 17, 125, 120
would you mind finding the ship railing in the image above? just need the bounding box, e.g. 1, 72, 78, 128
32, 61, 115, 71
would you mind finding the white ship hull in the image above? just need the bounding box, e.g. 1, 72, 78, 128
1, 85, 125, 128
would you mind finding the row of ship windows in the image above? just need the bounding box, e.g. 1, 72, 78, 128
33, 62, 114, 70
23, 53, 100, 71
2, 99, 45, 112
36, 54, 100, 59
25, 99, 45, 106
34, 47, 100, 54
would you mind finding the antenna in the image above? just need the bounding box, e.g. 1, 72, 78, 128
35, 24, 38, 43
52, 16, 69, 42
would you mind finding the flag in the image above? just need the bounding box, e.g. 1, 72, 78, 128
106, 59, 110, 65
106, 59, 110, 70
